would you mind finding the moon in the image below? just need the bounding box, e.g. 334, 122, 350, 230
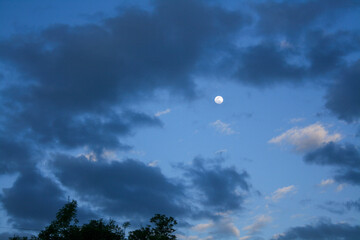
214, 96, 223, 104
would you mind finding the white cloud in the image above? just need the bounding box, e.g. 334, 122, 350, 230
272, 233, 285, 239
177, 234, 214, 240
239, 236, 251, 240
192, 216, 241, 239
192, 222, 214, 232
101, 150, 117, 160
79, 152, 97, 162
280, 39, 292, 48
290, 117, 305, 123
222, 221, 241, 238
148, 160, 159, 167
266, 185, 296, 202
336, 184, 345, 192
210, 120, 235, 135
291, 214, 304, 219
155, 108, 171, 117
243, 215, 272, 234
318, 178, 335, 187
176, 235, 210, 240
268, 123, 341, 152
215, 149, 228, 155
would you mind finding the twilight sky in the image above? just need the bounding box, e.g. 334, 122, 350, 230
0, 0, 360, 239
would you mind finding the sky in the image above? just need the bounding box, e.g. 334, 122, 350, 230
0, 0, 360, 239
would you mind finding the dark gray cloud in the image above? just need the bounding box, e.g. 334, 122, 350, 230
319, 198, 360, 215
0, 1, 251, 228
0, 0, 359, 234
325, 60, 360, 122
0, 0, 248, 111
304, 142, 360, 185
255, 0, 359, 37
0, 232, 32, 240
0, 0, 249, 164
50, 154, 190, 219
1, 169, 96, 232
0, 137, 35, 174
231, 30, 360, 88
233, 42, 305, 87
272, 219, 360, 240
181, 157, 250, 213
49, 154, 252, 222
345, 198, 360, 212
251, 0, 360, 121
305, 31, 360, 77
1, 170, 69, 229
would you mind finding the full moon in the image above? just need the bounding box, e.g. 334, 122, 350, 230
214, 96, 223, 104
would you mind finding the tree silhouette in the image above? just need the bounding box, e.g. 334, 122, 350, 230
37, 200, 80, 240
128, 214, 177, 240
9, 201, 178, 240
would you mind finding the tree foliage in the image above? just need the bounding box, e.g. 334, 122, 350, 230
9, 201, 177, 240
128, 214, 177, 240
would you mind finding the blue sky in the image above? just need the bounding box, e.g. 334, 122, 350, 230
0, 0, 360, 239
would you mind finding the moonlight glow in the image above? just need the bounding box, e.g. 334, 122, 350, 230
214, 96, 223, 104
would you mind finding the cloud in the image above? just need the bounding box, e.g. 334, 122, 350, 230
0, 137, 34, 174
177, 235, 213, 240
255, 0, 360, 37
1, 170, 64, 228
269, 123, 341, 152
336, 184, 346, 192
155, 108, 171, 117
271, 219, 360, 240
215, 219, 241, 239
0, 170, 95, 229
197, 215, 241, 240
239, 236, 251, 240
215, 149, 228, 155
192, 222, 215, 232
0, 0, 249, 113
280, 40, 292, 49
228, 28, 360, 111
325, 60, 360, 122
304, 30, 359, 77
50, 154, 189, 219
148, 160, 159, 167
289, 118, 305, 123
304, 142, 360, 186
181, 157, 250, 213
210, 120, 236, 135
243, 215, 272, 234
233, 42, 305, 87
319, 198, 360, 215
345, 198, 360, 212
0, 0, 250, 170
267, 185, 296, 202
318, 178, 335, 187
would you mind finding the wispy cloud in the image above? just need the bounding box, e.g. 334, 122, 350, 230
243, 215, 272, 234
289, 118, 305, 123
154, 108, 171, 117
280, 39, 292, 49
318, 178, 335, 187
191, 215, 241, 239
267, 185, 296, 202
177, 235, 213, 240
215, 149, 228, 155
148, 160, 159, 167
269, 123, 341, 152
192, 222, 214, 232
210, 120, 236, 135
336, 184, 345, 192
239, 236, 251, 240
